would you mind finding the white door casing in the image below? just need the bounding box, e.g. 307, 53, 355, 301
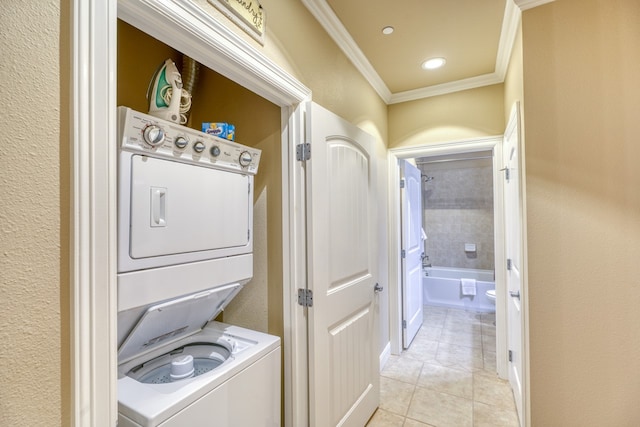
504, 102, 524, 426
77, 0, 311, 424
400, 160, 424, 349
306, 102, 379, 427
387, 138, 505, 364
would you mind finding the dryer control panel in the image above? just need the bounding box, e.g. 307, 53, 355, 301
118, 106, 261, 175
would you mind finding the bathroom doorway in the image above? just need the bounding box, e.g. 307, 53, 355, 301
387, 136, 508, 379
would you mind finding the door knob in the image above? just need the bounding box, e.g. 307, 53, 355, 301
509, 290, 520, 299
374, 283, 383, 293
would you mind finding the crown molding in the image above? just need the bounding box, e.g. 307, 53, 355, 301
303, 0, 526, 104
301, 0, 392, 103
495, 0, 522, 81
390, 72, 504, 104
514, 0, 556, 11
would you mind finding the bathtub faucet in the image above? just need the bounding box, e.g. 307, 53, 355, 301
421, 253, 432, 269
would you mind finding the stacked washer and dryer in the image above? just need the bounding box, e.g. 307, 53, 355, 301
116, 107, 281, 426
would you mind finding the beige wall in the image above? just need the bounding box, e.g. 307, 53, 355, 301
522, 0, 640, 425
504, 21, 524, 121
388, 84, 506, 148
0, 1, 69, 426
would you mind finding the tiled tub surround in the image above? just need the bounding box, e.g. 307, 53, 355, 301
367, 306, 518, 427
419, 158, 494, 271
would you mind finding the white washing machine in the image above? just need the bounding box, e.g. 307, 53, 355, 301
116, 107, 280, 427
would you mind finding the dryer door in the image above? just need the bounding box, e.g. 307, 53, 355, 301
128, 155, 251, 261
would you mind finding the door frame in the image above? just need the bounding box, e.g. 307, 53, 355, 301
504, 101, 529, 426
387, 137, 509, 378
72, 0, 311, 424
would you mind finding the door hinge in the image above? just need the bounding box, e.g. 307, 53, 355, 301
507, 258, 513, 271
297, 288, 313, 307
296, 143, 311, 161
509, 350, 513, 362
401, 249, 406, 259
402, 320, 407, 329
400, 179, 405, 189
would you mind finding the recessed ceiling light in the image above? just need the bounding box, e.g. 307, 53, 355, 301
382, 26, 394, 35
422, 57, 446, 70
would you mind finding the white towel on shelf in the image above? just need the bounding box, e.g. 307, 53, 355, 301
461, 278, 477, 296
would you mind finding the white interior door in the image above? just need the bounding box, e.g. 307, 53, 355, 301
400, 160, 423, 349
504, 104, 524, 426
306, 102, 379, 427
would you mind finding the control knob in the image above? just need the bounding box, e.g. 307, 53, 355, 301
193, 141, 206, 153
143, 125, 165, 147
239, 151, 252, 167
174, 136, 188, 149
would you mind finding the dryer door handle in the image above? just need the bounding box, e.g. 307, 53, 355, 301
151, 187, 167, 227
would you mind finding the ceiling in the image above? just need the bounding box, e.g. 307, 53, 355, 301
302, 0, 524, 104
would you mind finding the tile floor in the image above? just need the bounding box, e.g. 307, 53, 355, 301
366, 306, 519, 427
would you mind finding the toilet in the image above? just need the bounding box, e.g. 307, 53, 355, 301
485, 289, 496, 303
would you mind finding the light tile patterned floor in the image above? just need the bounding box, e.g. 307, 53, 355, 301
366, 306, 519, 427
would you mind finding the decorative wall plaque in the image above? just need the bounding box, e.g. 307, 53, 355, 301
208, 0, 266, 44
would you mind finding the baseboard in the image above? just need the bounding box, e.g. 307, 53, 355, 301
379, 342, 391, 372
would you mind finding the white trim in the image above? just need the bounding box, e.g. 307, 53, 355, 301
512, 101, 531, 427
502, 101, 530, 426
76, 0, 311, 423
379, 342, 391, 372
389, 73, 504, 104
493, 138, 508, 380
495, 0, 522, 82
283, 102, 310, 427
303, 0, 522, 103
386, 152, 403, 356
390, 137, 503, 159
281, 107, 295, 427
514, 0, 556, 11
71, 0, 118, 425
387, 136, 505, 368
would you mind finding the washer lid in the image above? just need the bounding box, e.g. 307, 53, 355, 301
118, 282, 242, 364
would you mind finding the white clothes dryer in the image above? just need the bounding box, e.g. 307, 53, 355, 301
116, 107, 280, 427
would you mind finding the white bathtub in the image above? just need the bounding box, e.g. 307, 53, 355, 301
423, 266, 495, 312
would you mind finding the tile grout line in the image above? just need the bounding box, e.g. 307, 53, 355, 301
372, 307, 509, 427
